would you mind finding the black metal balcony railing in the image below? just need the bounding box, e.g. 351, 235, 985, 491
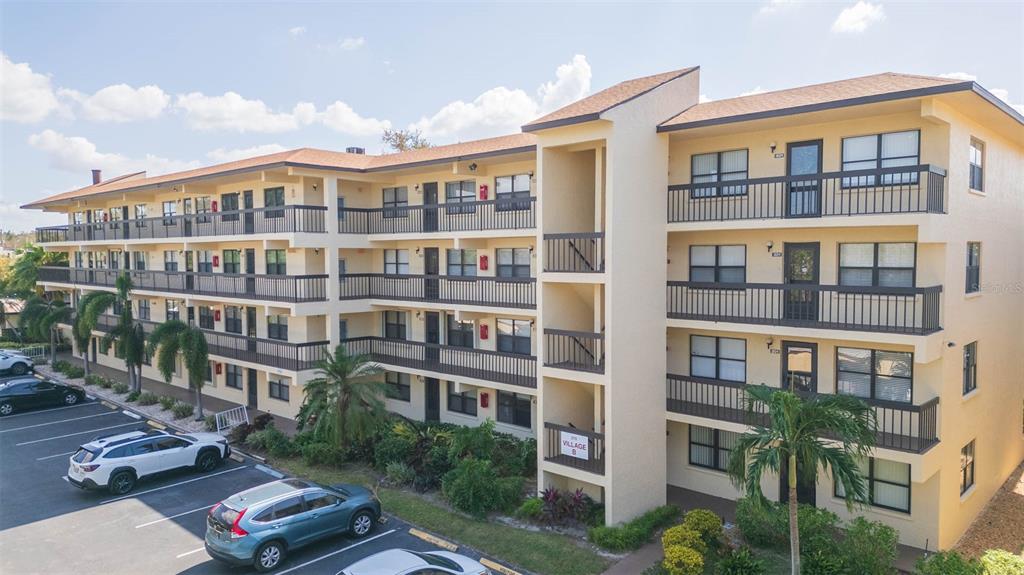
338, 197, 536, 234
666, 281, 942, 335
35, 205, 327, 243
543, 232, 604, 273
543, 329, 604, 373
338, 274, 536, 309
665, 374, 940, 453
667, 165, 946, 223
40, 267, 328, 303
341, 336, 536, 389
94, 314, 329, 371
544, 422, 605, 475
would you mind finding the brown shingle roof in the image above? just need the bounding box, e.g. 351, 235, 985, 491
22, 133, 536, 209
523, 67, 698, 132
659, 72, 970, 131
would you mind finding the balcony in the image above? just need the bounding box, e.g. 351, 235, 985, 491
544, 422, 605, 475
94, 314, 329, 371
543, 233, 604, 273
40, 267, 329, 303
35, 205, 327, 243
665, 374, 939, 454
666, 281, 942, 335
338, 198, 535, 235
543, 329, 604, 373
667, 165, 946, 224
341, 336, 536, 389
339, 274, 535, 309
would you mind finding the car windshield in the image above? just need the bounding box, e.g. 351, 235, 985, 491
72, 447, 100, 463
409, 551, 463, 571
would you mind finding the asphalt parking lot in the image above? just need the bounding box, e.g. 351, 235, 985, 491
0, 396, 477, 575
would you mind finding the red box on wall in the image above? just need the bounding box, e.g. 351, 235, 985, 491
212, 255, 220, 267
479, 324, 489, 340
479, 184, 488, 200
212, 200, 219, 212
214, 309, 221, 321
215, 363, 222, 375
480, 392, 489, 408
479, 255, 488, 270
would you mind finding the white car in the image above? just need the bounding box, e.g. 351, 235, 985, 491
0, 352, 33, 376
67, 428, 230, 494
339, 549, 491, 575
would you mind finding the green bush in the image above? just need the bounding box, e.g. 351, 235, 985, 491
734, 498, 838, 555
662, 525, 706, 556
587, 505, 680, 552
170, 402, 195, 420
138, 391, 159, 406
840, 517, 897, 575
52, 359, 73, 373
682, 508, 723, 547
801, 549, 844, 575
85, 374, 106, 387
373, 432, 416, 470
441, 458, 522, 518
642, 564, 670, 575
491, 434, 536, 477
158, 396, 177, 410
715, 547, 765, 575
204, 415, 217, 432
385, 461, 415, 486
97, 377, 114, 389
798, 506, 840, 558
662, 544, 704, 575
64, 366, 85, 379
515, 497, 543, 521
246, 425, 294, 458
914, 551, 983, 575
301, 442, 345, 467
447, 419, 496, 463
125, 390, 140, 402
112, 382, 129, 394
980, 550, 1024, 575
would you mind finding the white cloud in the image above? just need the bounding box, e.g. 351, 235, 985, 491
27, 129, 199, 176
759, 0, 798, 15
175, 92, 316, 133
0, 201, 65, 231
59, 84, 169, 122
339, 36, 365, 50
206, 144, 290, 163
537, 54, 592, 114
831, 1, 885, 34
0, 52, 62, 123
740, 86, 767, 97
321, 101, 391, 135
289, 26, 306, 37
938, 72, 977, 82
699, 94, 713, 103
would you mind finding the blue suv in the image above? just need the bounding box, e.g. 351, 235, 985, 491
205, 478, 381, 572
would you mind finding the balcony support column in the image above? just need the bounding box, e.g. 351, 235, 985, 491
323, 177, 340, 309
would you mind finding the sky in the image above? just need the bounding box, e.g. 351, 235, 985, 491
1, 1, 1021, 232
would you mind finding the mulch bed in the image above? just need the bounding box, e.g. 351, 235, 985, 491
954, 460, 1024, 557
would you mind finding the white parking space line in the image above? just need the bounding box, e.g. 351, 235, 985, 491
122, 410, 142, 420
175, 547, 206, 559
101, 466, 250, 505
136, 503, 216, 528
15, 422, 142, 446
276, 529, 396, 575
1, 411, 118, 433
0, 402, 101, 419
37, 450, 78, 461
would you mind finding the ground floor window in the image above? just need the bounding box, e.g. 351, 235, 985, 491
497, 391, 531, 428
961, 440, 975, 495
446, 381, 477, 416
835, 457, 911, 513
385, 372, 411, 402
225, 364, 243, 389
688, 425, 738, 472
268, 379, 289, 401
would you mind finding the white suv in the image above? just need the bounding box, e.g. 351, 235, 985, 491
0, 352, 33, 376
68, 428, 231, 494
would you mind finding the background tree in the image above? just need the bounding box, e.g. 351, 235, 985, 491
19, 295, 71, 364
146, 320, 210, 420
7, 245, 66, 298
297, 344, 384, 444
726, 385, 876, 575
381, 128, 431, 152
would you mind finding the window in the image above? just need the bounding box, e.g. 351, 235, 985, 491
162, 200, 177, 224
165, 300, 180, 321
73, 211, 84, 225
303, 492, 340, 510
223, 250, 241, 274
969, 139, 984, 191
226, 364, 243, 389
225, 306, 242, 334
963, 341, 978, 395
221, 192, 239, 221
690, 336, 746, 382
447, 381, 477, 416
109, 250, 122, 270
269, 379, 290, 401
163, 250, 179, 272
497, 391, 531, 428
960, 440, 975, 494
446, 249, 477, 276
445, 180, 476, 214
447, 316, 474, 348
137, 300, 150, 320
264, 187, 285, 218
385, 372, 410, 401
496, 248, 531, 278
689, 245, 745, 283
384, 311, 406, 340
338, 319, 348, 342
689, 425, 739, 472
497, 319, 531, 355
266, 249, 286, 275
195, 196, 212, 214
337, 196, 346, 221
198, 306, 214, 330
839, 243, 916, 287
835, 457, 911, 513
966, 242, 981, 293
691, 150, 748, 197
841, 130, 920, 186
836, 347, 913, 403
132, 251, 147, 271
93, 208, 106, 224
196, 250, 213, 273
109, 207, 123, 222
74, 252, 83, 268
495, 174, 531, 211
270, 496, 303, 519
384, 250, 409, 275
338, 258, 347, 279
382, 187, 408, 218
268, 315, 288, 340
94, 251, 108, 269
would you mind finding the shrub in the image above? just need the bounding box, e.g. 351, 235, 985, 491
801, 549, 844, 575
980, 550, 1024, 575
798, 505, 840, 558
587, 505, 680, 552
64, 366, 85, 379
515, 497, 543, 521
662, 525, 706, 556
491, 434, 536, 477
441, 458, 523, 517
138, 391, 159, 406
125, 390, 140, 402
385, 462, 416, 486
111, 382, 129, 394
736, 498, 788, 548
252, 413, 274, 431
85, 374, 106, 387
447, 420, 496, 463
171, 402, 195, 420
540, 487, 597, 526
52, 360, 73, 373
662, 544, 704, 575
682, 508, 723, 547
715, 546, 765, 575
642, 564, 670, 575
158, 396, 177, 410
204, 415, 217, 432
301, 442, 344, 467
840, 517, 897, 575
373, 433, 416, 470
228, 423, 254, 444
246, 425, 294, 458
914, 551, 983, 575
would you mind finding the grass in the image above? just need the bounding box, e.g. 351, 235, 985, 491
273, 456, 612, 575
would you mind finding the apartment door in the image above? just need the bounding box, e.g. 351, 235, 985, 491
246, 306, 258, 354
786, 140, 823, 218
423, 247, 440, 301
422, 182, 439, 233
780, 459, 817, 507
425, 311, 440, 364
424, 378, 440, 422
246, 368, 258, 409
183, 198, 194, 237
121, 206, 130, 239
244, 249, 256, 296
85, 209, 94, 241
783, 242, 819, 322
243, 190, 255, 234
781, 341, 817, 394
184, 250, 195, 292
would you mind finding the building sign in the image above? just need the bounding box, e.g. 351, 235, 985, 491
560, 431, 589, 460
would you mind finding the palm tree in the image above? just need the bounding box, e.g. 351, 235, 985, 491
146, 320, 210, 420
726, 385, 876, 575
297, 344, 385, 445
73, 290, 112, 377
79, 274, 146, 391
19, 295, 71, 364
8, 245, 66, 298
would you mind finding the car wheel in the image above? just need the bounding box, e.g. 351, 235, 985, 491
195, 450, 220, 472
0, 403, 12, 416
10, 362, 28, 375
254, 540, 286, 573
63, 392, 80, 405
350, 510, 375, 538
108, 471, 136, 495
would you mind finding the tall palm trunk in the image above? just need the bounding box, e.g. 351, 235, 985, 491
50, 327, 57, 365
788, 453, 800, 575
194, 384, 204, 420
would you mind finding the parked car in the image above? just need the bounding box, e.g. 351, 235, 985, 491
0, 376, 82, 415
67, 428, 230, 493
205, 478, 381, 572
0, 351, 33, 376
340, 549, 491, 575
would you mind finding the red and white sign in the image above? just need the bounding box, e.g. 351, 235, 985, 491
560, 431, 589, 460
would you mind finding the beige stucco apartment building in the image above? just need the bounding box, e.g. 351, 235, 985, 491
25, 68, 1024, 552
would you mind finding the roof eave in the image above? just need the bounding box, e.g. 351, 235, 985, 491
522, 113, 602, 133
